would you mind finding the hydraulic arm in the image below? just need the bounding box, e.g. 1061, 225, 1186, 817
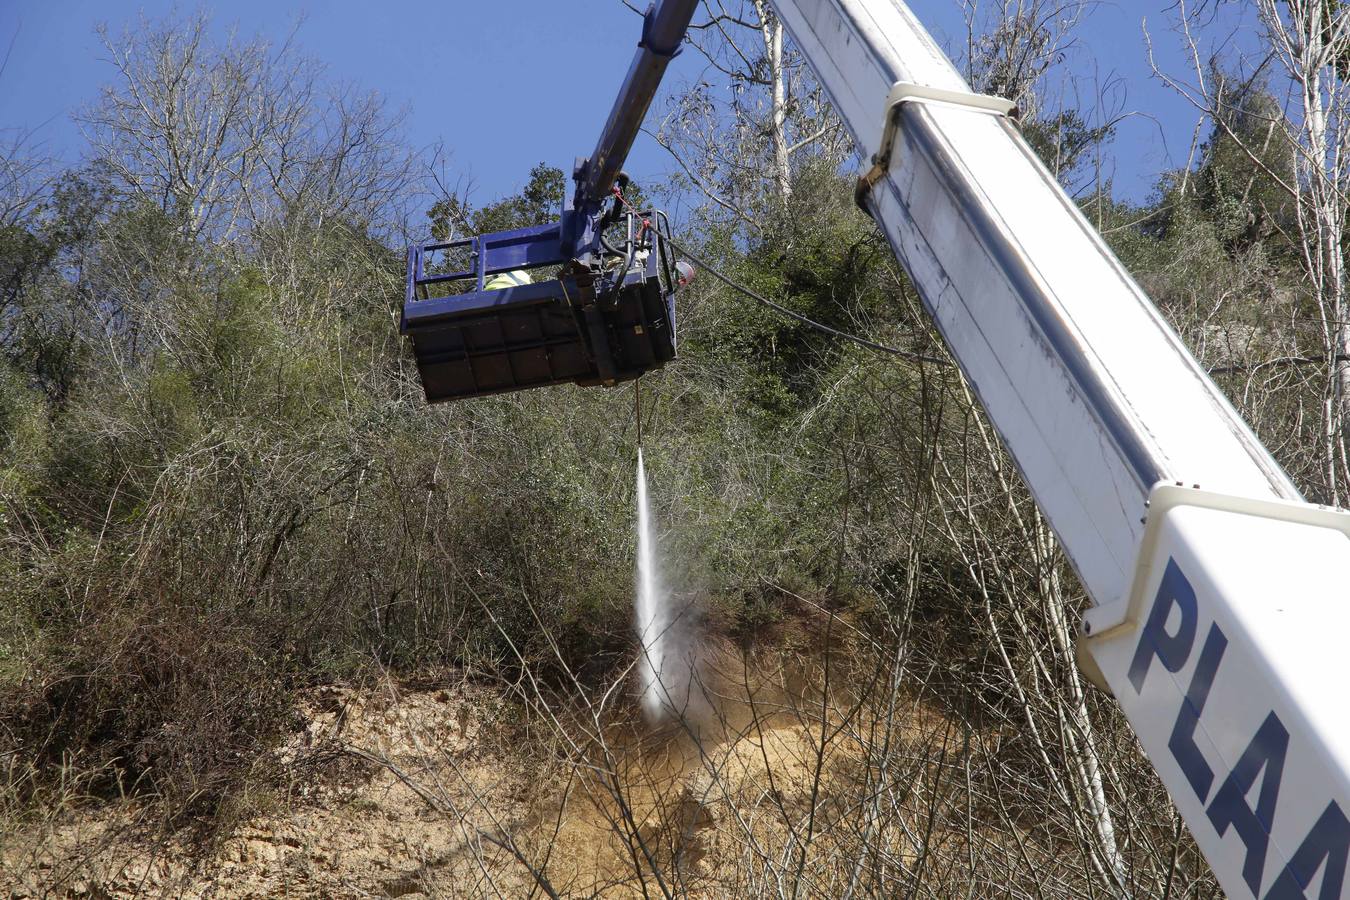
400, 1, 697, 403
576, 0, 698, 211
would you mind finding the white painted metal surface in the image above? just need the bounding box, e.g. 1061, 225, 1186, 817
775, 0, 1296, 609
771, 0, 1350, 895
854, 82, 1015, 203
1087, 486, 1350, 899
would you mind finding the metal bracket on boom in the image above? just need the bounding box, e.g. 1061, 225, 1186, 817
1075, 482, 1350, 694
638, 2, 685, 57
854, 82, 1017, 212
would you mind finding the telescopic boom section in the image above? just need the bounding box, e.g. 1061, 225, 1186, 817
769, 1, 1350, 896
577, 0, 699, 207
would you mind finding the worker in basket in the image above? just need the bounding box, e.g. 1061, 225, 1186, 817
484, 269, 531, 291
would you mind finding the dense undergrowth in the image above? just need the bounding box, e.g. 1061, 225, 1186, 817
0, 4, 1338, 895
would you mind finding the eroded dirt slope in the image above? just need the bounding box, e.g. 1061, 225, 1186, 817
6, 662, 929, 898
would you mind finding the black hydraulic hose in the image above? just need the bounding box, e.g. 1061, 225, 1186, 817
658, 230, 951, 366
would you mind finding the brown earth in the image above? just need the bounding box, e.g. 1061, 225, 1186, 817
3, 656, 953, 899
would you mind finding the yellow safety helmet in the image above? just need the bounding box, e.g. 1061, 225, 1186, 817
484, 269, 532, 291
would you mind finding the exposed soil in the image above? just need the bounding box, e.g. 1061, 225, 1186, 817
3, 657, 938, 898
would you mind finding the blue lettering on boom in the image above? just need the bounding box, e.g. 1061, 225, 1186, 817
1264, 802, 1350, 899
1128, 558, 1198, 693
1207, 712, 1289, 895
1170, 623, 1226, 802
1124, 558, 1350, 899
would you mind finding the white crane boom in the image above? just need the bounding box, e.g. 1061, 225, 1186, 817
771, 1, 1350, 896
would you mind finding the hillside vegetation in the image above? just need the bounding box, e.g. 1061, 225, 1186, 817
2, 3, 1345, 896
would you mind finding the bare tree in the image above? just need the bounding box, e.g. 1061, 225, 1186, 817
80, 11, 417, 246
80, 12, 308, 241
0, 132, 53, 233
632, 0, 849, 228
0, 131, 56, 326
962, 0, 1092, 117
1157, 0, 1350, 502
1258, 0, 1350, 502
753, 0, 793, 200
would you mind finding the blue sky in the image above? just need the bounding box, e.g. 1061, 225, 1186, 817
0, 1, 1255, 210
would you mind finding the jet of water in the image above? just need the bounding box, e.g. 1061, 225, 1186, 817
636, 449, 671, 722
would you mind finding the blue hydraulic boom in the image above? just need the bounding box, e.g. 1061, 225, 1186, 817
401, 0, 699, 403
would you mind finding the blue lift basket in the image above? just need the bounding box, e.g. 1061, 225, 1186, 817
401, 208, 682, 403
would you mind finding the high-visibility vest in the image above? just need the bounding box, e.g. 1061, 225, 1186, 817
484, 270, 531, 291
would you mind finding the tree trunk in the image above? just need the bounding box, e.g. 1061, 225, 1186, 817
755, 2, 792, 199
